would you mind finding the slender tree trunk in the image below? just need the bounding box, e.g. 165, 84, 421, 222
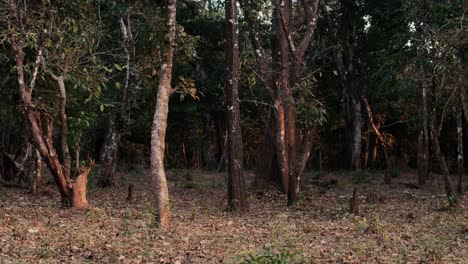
254, 111, 277, 185
430, 111, 455, 196
417, 84, 429, 186
99, 15, 135, 187
225, 0, 248, 212
456, 108, 464, 195
29, 147, 43, 194
56, 76, 72, 182
150, 0, 177, 230
351, 96, 362, 170
99, 117, 120, 186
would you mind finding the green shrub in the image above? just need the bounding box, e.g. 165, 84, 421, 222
236, 243, 303, 264
351, 170, 370, 184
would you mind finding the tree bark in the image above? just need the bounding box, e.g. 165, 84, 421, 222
99, 15, 135, 187
417, 84, 430, 186
150, 0, 177, 230
351, 96, 362, 170
254, 111, 277, 185
456, 108, 464, 195
225, 0, 248, 212
55, 76, 72, 182
239, 0, 320, 205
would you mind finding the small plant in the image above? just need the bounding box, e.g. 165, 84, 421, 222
236, 243, 303, 264
443, 195, 458, 208
351, 170, 370, 184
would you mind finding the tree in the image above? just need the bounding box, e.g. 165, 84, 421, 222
99, 13, 136, 187
225, 0, 248, 212
150, 0, 177, 230
240, 0, 322, 205
1, 0, 99, 208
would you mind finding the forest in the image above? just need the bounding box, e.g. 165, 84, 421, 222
0, 0, 466, 263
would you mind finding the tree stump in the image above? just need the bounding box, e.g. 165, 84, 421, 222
349, 187, 359, 215
126, 184, 134, 202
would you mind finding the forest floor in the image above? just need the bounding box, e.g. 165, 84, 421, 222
0, 167, 467, 263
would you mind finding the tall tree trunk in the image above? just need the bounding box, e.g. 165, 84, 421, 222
225, 0, 248, 212
99, 15, 135, 187
56, 76, 71, 182
351, 96, 362, 170
29, 145, 43, 194
456, 108, 464, 195
254, 111, 278, 185
272, 0, 293, 194
430, 110, 455, 196
99, 117, 120, 186
150, 0, 177, 230
417, 84, 430, 186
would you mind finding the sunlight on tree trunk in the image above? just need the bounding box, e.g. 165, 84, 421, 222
150, 0, 177, 230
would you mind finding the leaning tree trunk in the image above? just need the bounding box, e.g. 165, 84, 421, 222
99, 15, 135, 187
225, 0, 248, 212
11, 33, 93, 208
363, 98, 392, 184
150, 0, 177, 230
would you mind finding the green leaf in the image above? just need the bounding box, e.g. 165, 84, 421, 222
115, 64, 123, 71
100, 105, 104, 112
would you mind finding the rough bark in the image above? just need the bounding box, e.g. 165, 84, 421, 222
150, 0, 177, 230
351, 96, 362, 171
225, 0, 248, 212
71, 162, 94, 209
240, 0, 320, 205
456, 108, 464, 195
289, 129, 314, 206
417, 84, 430, 186
54, 75, 71, 182
99, 15, 135, 187
335, 0, 361, 171
254, 112, 277, 185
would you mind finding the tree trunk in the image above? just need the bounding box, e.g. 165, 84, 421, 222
289, 129, 313, 206
351, 96, 362, 170
430, 111, 455, 196
71, 163, 94, 208
99, 15, 135, 187
11, 32, 94, 208
225, 0, 248, 212
99, 117, 120, 186
417, 84, 429, 186
150, 0, 177, 230
29, 148, 43, 194
55, 76, 72, 182
456, 108, 464, 195
254, 111, 278, 185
